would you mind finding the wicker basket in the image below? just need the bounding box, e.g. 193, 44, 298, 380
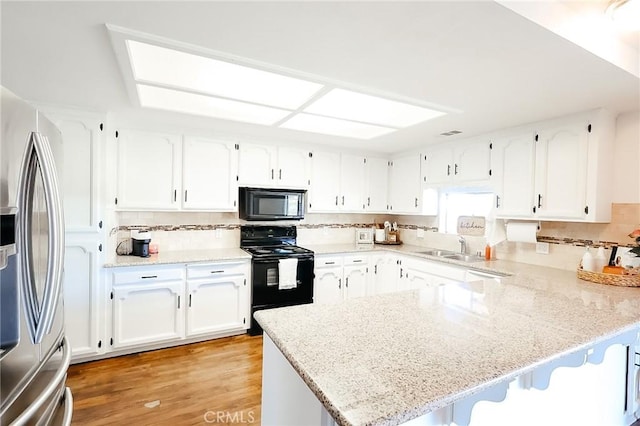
577, 267, 640, 287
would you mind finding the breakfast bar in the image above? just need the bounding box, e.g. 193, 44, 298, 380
255, 263, 640, 426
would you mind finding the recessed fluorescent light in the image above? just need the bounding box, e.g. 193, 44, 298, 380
304, 88, 446, 128
137, 84, 292, 125
280, 113, 396, 139
127, 40, 323, 109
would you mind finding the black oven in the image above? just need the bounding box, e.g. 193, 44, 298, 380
239, 187, 306, 221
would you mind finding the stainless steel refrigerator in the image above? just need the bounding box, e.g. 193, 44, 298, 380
1, 87, 72, 424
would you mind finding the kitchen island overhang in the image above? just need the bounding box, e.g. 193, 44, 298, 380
255, 264, 640, 426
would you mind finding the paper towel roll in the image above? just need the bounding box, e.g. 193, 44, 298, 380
506, 222, 538, 243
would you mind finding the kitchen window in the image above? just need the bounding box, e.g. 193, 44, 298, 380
438, 191, 493, 234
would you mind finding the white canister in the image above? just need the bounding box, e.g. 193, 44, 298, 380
581, 247, 595, 272
375, 229, 386, 242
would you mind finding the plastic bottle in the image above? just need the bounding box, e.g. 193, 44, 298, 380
594, 246, 607, 272
485, 244, 492, 261
582, 247, 595, 272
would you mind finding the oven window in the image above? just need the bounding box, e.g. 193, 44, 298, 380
266, 267, 278, 286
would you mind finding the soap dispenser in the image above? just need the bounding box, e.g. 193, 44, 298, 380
594, 246, 607, 273
581, 246, 595, 272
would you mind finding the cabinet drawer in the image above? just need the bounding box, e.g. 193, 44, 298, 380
343, 255, 368, 266
113, 266, 185, 285
315, 256, 343, 268
187, 261, 248, 279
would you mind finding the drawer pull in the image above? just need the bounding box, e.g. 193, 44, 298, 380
352, 260, 362, 263
210, 270, 225, 274
141, 275, 158, 279
324, 262, 335, 265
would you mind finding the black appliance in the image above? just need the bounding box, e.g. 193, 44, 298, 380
240, 225, 314, 335
239, 187, 306, 221
131, 238, 150, 257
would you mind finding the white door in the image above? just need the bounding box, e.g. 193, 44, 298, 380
454, 140, 491, 183
340, 154, 366, 212
186, 275, 247, 336
46, 112, 103, 233
313, 267, 343, 304
63, 239, 101, 357
422, 147, 452, 185
116, 129, 181, 210
112, 281, 185, 348
182, 137, 238, 211
389, 154, 421, 213
309, 151, 341, 212
365, 157, 389, 213
277, 147, 310, 188
343, 265, 368, 299
492, 133, 536, 218
237, 143, 276, 186
535, 122, 589, 220
371, 255, 398, 294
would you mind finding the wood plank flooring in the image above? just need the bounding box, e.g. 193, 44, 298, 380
67, 334, 263, 425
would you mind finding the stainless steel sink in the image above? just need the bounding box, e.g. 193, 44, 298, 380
418, 249, 457, 257
443, 253, 485, 263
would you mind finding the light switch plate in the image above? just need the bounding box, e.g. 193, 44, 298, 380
536, 242, 550, 254
416, 228, 425, 238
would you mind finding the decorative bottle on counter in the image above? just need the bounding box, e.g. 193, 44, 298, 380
581, 247, 595, 272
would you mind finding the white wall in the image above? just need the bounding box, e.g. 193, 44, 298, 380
612, 110, 640, 203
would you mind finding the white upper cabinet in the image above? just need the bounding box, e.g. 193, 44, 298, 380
182, 137, 238, 211
340, 154, 366, 212
116, 129, 182, 210
43, 110, 104, 233
422, 140, 491, 187
491, 109, 614, 222
365, 157, 389, 213
534, 122, 589, 220
309, 151, 341, 212
491, 132, 536, 218
237, 143, 309, 189
388, 154, 421, 214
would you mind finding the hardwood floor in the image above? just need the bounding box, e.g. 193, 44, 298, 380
67, 334, 263, 425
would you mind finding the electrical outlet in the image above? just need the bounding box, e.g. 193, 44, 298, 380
323, 226, 329, 236
536, 242, 550, 254
215, 228, 222, 239
416, 228, 425, 239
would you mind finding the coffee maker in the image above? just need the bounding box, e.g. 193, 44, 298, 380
131, 230, 151, 257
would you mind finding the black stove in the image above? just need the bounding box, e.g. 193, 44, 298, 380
240, 225, 315, 335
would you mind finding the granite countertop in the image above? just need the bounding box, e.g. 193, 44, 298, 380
103, 248, 251, 268
255, 264, 640, 426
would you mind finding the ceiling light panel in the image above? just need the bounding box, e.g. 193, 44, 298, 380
304, 88, 446, 128
127, 40, 323, 109
137, 84, 292, 125
280, 113, 396, 139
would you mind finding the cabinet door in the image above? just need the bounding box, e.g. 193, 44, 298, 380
116, 130, 181, 210
389, 154, 421, 213
340, 154, 366, 212
309, 151, 341, 212
371, 255, 398, 294
277, 147, 310, 189
186, 274, 247, 336
343, 265, 368, 299
422, 147, 453, 185
403, 267, 430, 290
46, 113, 103, 233
535, 123, 588, 220
365, 157, 389, 213
492, 133, 536, 218
112, 281, 185, 349
237, 143, 277, 186
313, 266, 343, 304
63, 239, 101, 357
182, 137, 237, 211
454, 140, 491, 183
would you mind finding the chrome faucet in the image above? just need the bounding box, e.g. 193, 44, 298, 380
458, 236, 467, 254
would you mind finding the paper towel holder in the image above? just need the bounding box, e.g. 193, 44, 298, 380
504, 220, 541, 231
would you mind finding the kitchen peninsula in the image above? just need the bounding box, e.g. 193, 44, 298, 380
255, 262, 640, 426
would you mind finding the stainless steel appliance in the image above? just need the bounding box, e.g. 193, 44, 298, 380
0, 87, 72, 424
240, 226, 314, 335
238, 187, 306, 221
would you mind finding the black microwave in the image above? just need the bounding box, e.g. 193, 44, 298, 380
239, 187, 306, 221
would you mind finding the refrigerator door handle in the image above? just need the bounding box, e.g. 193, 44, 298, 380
16, 132, 65, 344
10, 337, 71, 425
61, 387, 73, 426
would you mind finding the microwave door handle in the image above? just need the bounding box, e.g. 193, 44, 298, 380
17, 132, 65, 344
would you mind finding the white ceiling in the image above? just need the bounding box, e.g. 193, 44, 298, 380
1, 1, 639, 154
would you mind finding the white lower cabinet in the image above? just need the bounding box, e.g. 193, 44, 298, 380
371, 254, 399, 294
186, 262, 250, 336
314, 255, 370, 304
108, 260, 250, 352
